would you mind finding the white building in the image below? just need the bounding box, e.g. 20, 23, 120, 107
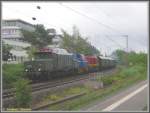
52, 35, 63, 47
2, 26, 23, 41
47, 28, 63, 48
2, 19, 35, 62
2, 19, 35, 31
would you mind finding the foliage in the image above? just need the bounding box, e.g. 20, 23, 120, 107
48, 63, 147, 110
101, 64, 147, 86
101, 76, 114, 86
14, 79, 32, 108
112, 49, 147, 66
111, 49, 127, 65
127, 52, 147, 66
48, 51, 147, 110
2, 41, 13, 61
3, 64, 24, 88
120, 67, 138, 78
60, 26, 100, 55
24, 46, 37, 59
22, 24, 53, 48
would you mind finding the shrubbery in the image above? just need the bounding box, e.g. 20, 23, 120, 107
102, 50, 148, 86
3, 63, 24, 88
101, 76, 114, 86
119, 67, 139, 78
14, 79, 31, 108
3, 64, 32, 108
101, 64, 147, 86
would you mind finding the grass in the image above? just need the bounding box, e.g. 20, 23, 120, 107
2, 63, 24, 89
43, 86, 87, 103
47, 65, 147, 111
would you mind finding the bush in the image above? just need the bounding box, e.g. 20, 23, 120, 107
133, 65, 146, 74
14, 79, 31, 108
101, 64, 146, 87
3, 64, 24, 88
120, 67, 139, 78
101, 76, 114, 86
112, 76, 122, 83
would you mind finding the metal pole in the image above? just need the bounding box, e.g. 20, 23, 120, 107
126, 35, 128, 53
125, 35, 128, 66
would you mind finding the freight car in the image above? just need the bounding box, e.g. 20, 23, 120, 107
98, 56, 116, 70
24, 48, 79, 81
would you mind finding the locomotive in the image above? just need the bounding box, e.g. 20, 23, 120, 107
24, 48, 116, 81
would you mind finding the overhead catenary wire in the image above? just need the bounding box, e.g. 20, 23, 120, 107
5, 4, 126, 53
34, 5, 72, 30
93, 8, 122, 32
59, 3, 125, 49
11, 3, 121, 52
95, 7, 146, 52
6, 6, 78, 35
5, 7, 62, 30
59, 3, 123, 34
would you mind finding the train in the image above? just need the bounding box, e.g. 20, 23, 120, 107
24, 48, 116, 81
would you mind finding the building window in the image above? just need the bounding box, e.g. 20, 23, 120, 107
4, 29, 11, 35
11, 29, 16, 34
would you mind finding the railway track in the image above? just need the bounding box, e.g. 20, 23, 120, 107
2, 75, 89, 99
3, 68, 116, 99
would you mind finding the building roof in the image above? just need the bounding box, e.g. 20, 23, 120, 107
3, 19, 35, 27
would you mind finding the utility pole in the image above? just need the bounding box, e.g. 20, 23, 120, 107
104, 34, 129, 66
125, 35, 128, 53
123, 35, 128, 66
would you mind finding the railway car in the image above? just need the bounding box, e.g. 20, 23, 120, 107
98, 56, 116, 70
73, 53, 88, 73
85, 55, 99, 72
24, 48, 78, 81
24, 47, 117, 82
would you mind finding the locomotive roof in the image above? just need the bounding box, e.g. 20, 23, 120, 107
36, 51, 73, 56
39, 47, 73, 55
98, 56, 115, 60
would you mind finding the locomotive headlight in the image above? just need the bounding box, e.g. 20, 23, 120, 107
25, 69, 28, 72
31, 58, 35, 61
38, 68, 41, 71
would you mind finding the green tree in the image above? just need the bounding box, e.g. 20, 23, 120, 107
112, 49, 147, 67
2, 41, 13, 61
111, 49, 127, 65
14, 79, 32, 108
22, 24, 53, 48
24, 46, 37, 60
60, 29, 75, 52
61, 26, 100, 55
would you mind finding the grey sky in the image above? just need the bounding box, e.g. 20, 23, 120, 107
2, 1, 148, 55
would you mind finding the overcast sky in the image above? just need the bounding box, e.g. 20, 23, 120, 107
2, 1, 148, 55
